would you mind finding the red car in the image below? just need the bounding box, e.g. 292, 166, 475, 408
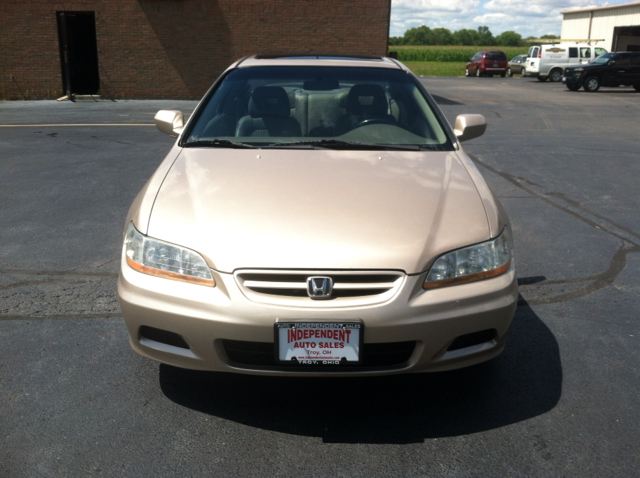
466, 50, 508, 77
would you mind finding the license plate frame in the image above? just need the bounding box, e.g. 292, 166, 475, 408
274, 320, 363, 365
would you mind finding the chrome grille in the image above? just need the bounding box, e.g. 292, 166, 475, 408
235, 270, 405, 307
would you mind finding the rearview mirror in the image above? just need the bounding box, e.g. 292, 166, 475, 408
454, 114, 487, 142
155, 110, 184, 137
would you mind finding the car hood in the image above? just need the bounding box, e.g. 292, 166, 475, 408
147, 148, 491, 274
566, 63, 599, 71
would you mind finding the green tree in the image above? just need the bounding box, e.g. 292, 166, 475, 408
476, 26, 494, 45
403, 25, 433, 45
541, 34, 560, 40
453, 28, 480, 46
495, 30, 524, 46
431, 28, 454, 45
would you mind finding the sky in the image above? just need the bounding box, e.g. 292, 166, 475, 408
390, 0, 635, 38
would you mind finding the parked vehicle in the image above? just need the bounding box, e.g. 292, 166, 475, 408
524, 42, 608, 82
563, 51, 640, 92
466, 50, 508, 77
118, 54, 517, 376
507, 55, 527, 76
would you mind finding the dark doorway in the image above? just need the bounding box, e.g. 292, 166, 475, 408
612, 25, 640, 52
57, 12, 100, 96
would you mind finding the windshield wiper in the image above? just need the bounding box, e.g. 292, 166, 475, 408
183, 139, 257, 149
262, 139, 421, 151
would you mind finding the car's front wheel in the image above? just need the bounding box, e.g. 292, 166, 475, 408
549, 68, 563, 82
476, 68, 481, 77
584, 76, 601, 92
507, 68, 513, 77
465, 68, 470, 77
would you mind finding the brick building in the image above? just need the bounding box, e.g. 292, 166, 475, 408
0, 0, 391, 100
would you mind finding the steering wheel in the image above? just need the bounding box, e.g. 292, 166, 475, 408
352, 117, 396, 129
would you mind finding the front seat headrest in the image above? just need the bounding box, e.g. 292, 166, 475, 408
346, 84, 388, 116
249, 86, 291, 118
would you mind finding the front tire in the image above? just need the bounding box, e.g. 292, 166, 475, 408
584, 76, 601, 92
507, 68, 513, 77
476, 68, 481, 77
465, 68, 470, 77
549, 68, 563, 82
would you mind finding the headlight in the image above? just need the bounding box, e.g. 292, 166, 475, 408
424, 228, 512, 289
124, 222, 215, 287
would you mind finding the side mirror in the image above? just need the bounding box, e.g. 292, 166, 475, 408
155, 110, 184, 137
454, 114, 487, 142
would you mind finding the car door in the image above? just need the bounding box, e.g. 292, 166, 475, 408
568, 47, 579, 65
629, 53, 640, 85
469, 52, 481, 74
579, 47, 592, 64
603, 53, 631, 86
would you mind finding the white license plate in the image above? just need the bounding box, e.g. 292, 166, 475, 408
275, 321, 362, 365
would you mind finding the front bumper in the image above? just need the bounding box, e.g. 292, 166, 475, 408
118, 255, 518, 377
562, 74, 583, 88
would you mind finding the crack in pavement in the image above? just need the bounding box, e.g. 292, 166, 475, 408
471, 155, 640, 306
518, 245, 640, 306
0, 269, 118, 278
472, 156, 640, 247
0, 313, 122, 321
0, 269, 120, 321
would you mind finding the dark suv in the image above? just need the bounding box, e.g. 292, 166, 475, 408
563, 51, 640, 92
466, 50, 508, 77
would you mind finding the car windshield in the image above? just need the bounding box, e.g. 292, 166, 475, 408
591, 52, 614, 65
184, 66, 452, 151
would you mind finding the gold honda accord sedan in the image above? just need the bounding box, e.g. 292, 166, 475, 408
118, 55, 518, 376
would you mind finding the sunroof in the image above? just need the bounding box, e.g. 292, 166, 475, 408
255, 53, 382, 61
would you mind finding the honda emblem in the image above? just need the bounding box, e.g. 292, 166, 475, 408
307, 276, 333, 299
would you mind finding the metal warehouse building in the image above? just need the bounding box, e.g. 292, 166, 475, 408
561, 1, 640, 52
0, 0, 391, 100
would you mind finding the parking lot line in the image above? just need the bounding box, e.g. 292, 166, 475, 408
0, 123, 154, 127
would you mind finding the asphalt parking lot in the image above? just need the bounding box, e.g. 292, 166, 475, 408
1, 76, 639, 477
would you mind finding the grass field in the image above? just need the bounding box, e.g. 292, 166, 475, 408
391, 45, 529, 62
402, 61, 468, 77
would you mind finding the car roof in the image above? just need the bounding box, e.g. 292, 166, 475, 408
231, 54, 406, 71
